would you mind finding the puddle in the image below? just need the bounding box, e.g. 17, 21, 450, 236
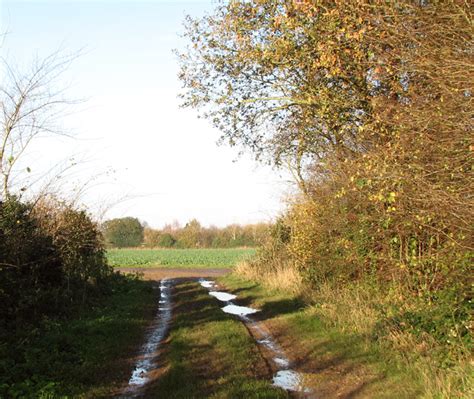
124, 278, 173, 396
209, 291, 236, 302
221, 304, 259, 316
248, 320, 310, 392
273, 357, 290, 368
199, 278, 310, 395
199, 279, 215, 288
200, 281, 259, 316
273, 370, 309, 392
257, 337, 278, 351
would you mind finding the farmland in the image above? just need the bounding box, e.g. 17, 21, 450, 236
107, 248, 256, 268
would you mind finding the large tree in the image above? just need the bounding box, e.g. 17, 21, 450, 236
178, 1, 386, 180
179, 0, 473, 235
103, 217, 144, 248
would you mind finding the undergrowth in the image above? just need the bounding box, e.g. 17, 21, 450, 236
0, 273, 155, 398
234, 262, 472, 398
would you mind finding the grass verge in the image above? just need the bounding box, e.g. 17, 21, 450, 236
219, 274, 435, 398
230, 261, 472, 398
144, 280, 287, 398
0, 273, 156, 398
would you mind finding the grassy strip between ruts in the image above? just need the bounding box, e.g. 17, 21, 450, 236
0, 274, 156, 398
143, 280, 287, 398
107, 248, 256, 269
219, 274, 428, 399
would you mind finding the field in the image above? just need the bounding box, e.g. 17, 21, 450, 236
107, 248, 256, 268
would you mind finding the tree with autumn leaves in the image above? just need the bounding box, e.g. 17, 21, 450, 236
179, 0, 472, 289
179, 1, 473, 385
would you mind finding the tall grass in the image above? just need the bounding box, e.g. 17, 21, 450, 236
235, 260, 302, 295
235, 261, 472, 398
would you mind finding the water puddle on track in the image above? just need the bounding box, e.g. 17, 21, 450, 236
199, 279, 214, 289
199, 279, 312, 395
273, 370, 307, 392
122, 278, 173, 397
221, 304, 260, 316
209, 291, 236, 302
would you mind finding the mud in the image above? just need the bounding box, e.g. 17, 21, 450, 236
117, 267, 231, 280
122, 279, 173, 397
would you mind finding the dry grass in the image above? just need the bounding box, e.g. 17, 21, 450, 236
235, 260, 303, 295
308, 282, 381, 337
235, 262, 472, 398
309, 284, 473, 399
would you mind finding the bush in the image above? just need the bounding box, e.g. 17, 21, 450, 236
34, 197, 111, 300
182, 1, 472, 395
143, 227, 161, 247
0, 196, 112, 327
157, 233, 176, 248
0, 198, 63, 325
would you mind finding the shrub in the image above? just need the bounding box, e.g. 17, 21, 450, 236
33, 197, 111, 301
0, 197, 63, 325
0, 196, 112, 327
157, 232, 176, 248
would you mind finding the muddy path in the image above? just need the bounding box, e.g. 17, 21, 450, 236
198, 279, 313, 398
117, 270, 312, 398
116, 267, 231, 280
117, 269, 410, 399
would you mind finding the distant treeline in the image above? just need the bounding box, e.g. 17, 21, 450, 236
102, 217, 270, 248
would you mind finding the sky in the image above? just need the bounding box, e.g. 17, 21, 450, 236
0, 0, 290, 228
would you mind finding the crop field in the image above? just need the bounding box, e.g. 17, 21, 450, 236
107, 248, 256, 268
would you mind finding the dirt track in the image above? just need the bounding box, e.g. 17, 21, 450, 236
116, 267, 231, 280
116, 268, 398, 398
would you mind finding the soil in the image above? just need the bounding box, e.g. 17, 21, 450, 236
116, 267, 231, 280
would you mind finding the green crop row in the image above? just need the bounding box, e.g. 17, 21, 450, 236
106, 248, 256, 268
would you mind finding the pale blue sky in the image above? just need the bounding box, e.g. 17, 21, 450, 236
0, 0, 288, 227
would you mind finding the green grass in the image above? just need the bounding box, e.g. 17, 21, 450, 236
107, 248, 256, 268
0, 274, 156, 398
145, 281, 287, 398
219, 274, 425, 399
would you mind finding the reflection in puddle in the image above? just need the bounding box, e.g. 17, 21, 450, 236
222, 304, 260, 316
209, 291, 236, 302
125, 279, 173, 396
273, 357, 290, 368
257, 337, 278, 351
273, 370, 309, 392
199, 279, 214, 289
